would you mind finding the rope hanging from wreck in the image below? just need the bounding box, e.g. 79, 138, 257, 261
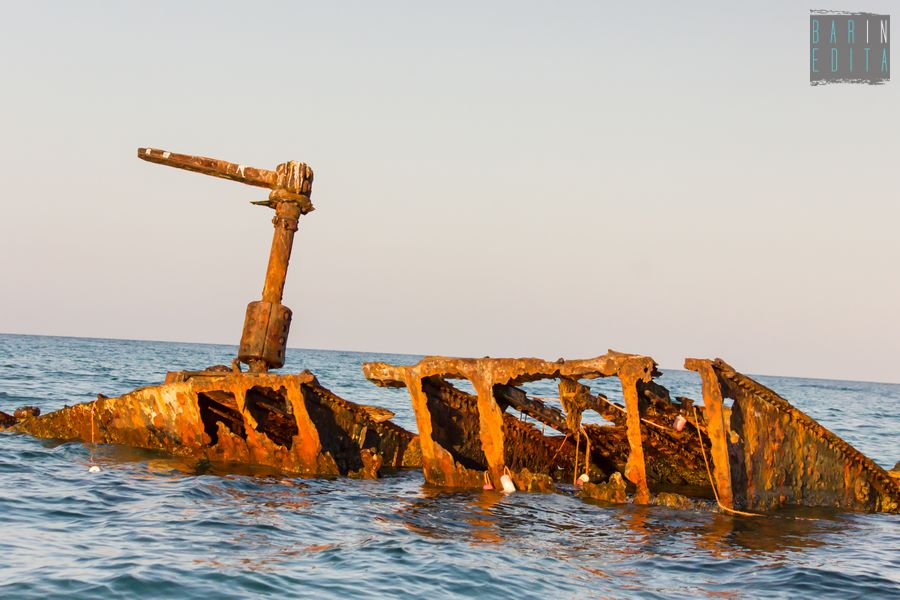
533, 392, 761, 507
573, 429, 581, 485
690, 405, 760, 518
583, 426, 590, 479
548, 433, 570, 468
573, 425, 591, 485
88, 404, 100, 473
594, 395, 671, 433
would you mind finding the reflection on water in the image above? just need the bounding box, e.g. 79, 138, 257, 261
395, 483, 841, 559
0, 334, 898, 598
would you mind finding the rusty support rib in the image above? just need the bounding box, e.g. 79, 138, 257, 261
472, 375, 507, 486
407, 376, 447, 483
617, 360, 651, 504
684, 358, 734, 509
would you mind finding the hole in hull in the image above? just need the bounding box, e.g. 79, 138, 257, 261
422, 377, 487, 471
198, 390, 245, 445
245, 386, 298, 449
301, 385, 363, 474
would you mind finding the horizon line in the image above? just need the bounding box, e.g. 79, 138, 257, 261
2, 330, 897, 387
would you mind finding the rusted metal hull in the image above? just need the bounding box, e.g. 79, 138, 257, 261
365, 352, 900, 513
687, 358, 900, 513
13, 370, 421, 479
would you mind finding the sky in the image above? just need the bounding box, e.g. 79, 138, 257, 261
0, 1, 897, 383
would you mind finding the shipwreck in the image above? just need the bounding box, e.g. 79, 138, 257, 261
4, 149, 420, 478
1, 148, 897, 514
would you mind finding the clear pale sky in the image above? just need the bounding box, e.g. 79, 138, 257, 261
0, 2, 897, 383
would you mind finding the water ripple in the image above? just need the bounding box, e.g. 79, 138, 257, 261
0, 334, 898, 598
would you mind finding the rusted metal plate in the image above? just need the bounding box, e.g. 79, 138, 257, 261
14, 370, 419, 478
686, 358, 900, 513
0, 410, 16, 429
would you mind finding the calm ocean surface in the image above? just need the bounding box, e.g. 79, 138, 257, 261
0, 333, 897, 599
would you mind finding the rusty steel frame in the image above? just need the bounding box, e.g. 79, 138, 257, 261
364, 351, 663, 501
364, 353, 900, 513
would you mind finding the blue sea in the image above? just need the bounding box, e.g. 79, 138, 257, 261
0, 333, 897, 599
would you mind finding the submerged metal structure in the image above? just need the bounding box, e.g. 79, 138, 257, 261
362, 352, 704, 500
8, 148, 420, 478
685, 358, 899, 513
364, 354, 900, 513
1, 147, 897, 513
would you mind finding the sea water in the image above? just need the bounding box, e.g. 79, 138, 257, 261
0, 334, 897, 598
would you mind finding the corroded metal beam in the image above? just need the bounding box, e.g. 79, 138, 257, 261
138, 147, 315, 373
684, 358, 734, 509
138, 147, 314, 210
494, 385, 568, 433
364, 351, 656, 388
617, 361, 652, 504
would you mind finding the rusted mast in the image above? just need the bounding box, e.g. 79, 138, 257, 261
138, 148, 314, 373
